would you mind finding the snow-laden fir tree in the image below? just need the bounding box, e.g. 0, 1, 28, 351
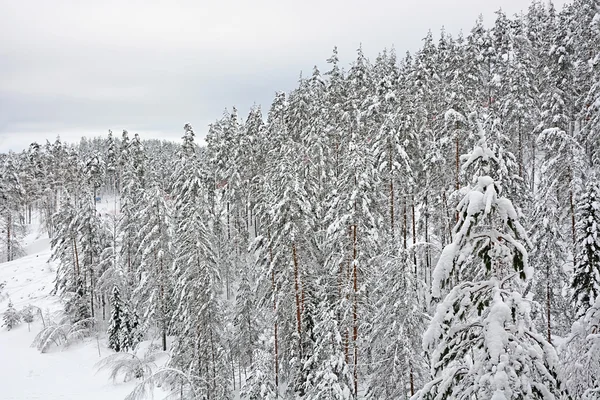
132, 182, 174, 352
302, 277, 353, 400
241, 332, 278, 400
107, 285, 141, 353
414, 119, 566, 399
570, 179, 600, 318
21, 305, 35, 331
0, 154, 26, 263
562, 295, 600, 399
2, 300, 21, 330
169, 124, 232, 398
108, 286, 127, 352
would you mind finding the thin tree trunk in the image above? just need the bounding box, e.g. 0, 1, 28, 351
455, 131, 460, 192
268, 229, 279, 395
292, 243, 302, 358
410, 365, 415, 396
89, 225, 95, 318
6, 213, 11, 262
389, 142, 395, 240
210, 328, 216, 400
531, 138, 536, 192
352, 224, 358, 397
73, 237, 80, 279
570, 188, 576, 247
425, 194, 430, 291
403, 196, 407, 251
546, 263, 552, 344
412, 195, 417, 273
518, 118, 523, 178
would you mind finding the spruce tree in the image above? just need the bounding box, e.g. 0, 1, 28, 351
108, 286, 126, 352
3, 300, 21, 331
416, 121, 565, 399
571, 180, 600, 318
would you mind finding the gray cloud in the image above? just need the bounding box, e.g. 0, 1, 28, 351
0, 0, 568, 153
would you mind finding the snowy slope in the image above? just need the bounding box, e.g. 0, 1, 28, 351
0, 223, 164, 400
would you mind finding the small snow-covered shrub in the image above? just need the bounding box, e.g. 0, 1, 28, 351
31, 316, 96, 352
95, 349, 166, 383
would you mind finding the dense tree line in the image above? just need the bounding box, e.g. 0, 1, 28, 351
1, 0, 600, 398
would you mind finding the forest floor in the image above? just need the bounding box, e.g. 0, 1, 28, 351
0, 216, 167, 400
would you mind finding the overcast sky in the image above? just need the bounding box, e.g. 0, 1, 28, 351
0, 0, 568, 153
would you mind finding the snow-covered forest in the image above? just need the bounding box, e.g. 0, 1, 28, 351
1, 0, 600, 398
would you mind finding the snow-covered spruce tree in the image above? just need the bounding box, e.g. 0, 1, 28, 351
117, 130, 145, 290
562, 296, 600, 399
51, 198, 81, 291
76, 193, 109, 319
0, 154, 26, 263
414, 123, 566, 399
106, 285, 141, 353
241, 332, 278, 400
105, 130, 119, 194
302, 277, 353, 400
132, 182, 174, 352
232, 258, 260, 381
3, 300, 21, 330
570, 179, 600, 318
168, 124, 232, 399
367, 253, 428, 399
529, 192, 573, 341
21, 305, 35, 332
108, 286, 126, 352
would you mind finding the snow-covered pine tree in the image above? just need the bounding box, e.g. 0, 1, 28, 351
415, 120, 565, 399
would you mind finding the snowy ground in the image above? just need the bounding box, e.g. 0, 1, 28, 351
0, 218, 165, 400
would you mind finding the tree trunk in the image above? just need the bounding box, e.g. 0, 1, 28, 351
455, 130, 460, 192
412, 196, 417, 273
73, 237, 80, 279
425, 194, 430, 291
352, 224, 358, 397
389, 142, 395, 241
518, 118, 523, 178
292, 243, 302, 358
268, 229, 279, 394
546, 263, 552, 344
410, 365, 415, 396
89, 225, 95, 318
531, 137, 536, 192
403, 196, 407, 251
6, 213, 11, 262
